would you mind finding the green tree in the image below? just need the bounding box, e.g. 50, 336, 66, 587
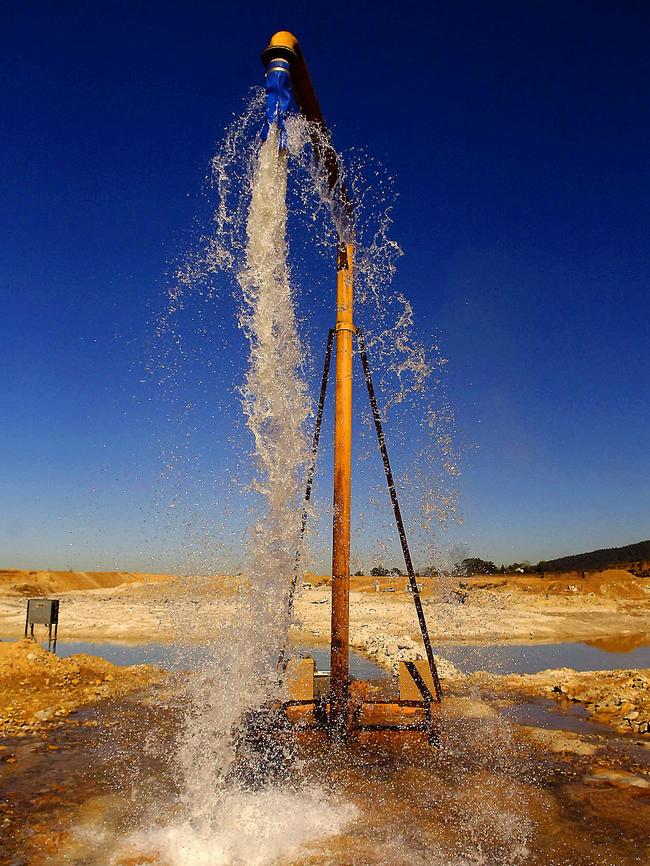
457, 557, 497, 576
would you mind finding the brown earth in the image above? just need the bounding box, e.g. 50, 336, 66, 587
0, 568, 648, 648
1, 571, 649, 865
0, 640, 165, 741
0, 564, 647, 672
0, 572, 239, 642
307, 568, 650, 600
297, 575, 650, 665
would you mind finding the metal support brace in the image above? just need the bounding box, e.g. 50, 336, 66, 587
278, 326, 443, 708
356, 329, 443, 702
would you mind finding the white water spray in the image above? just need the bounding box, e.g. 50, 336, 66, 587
237, 125, 312, 649
127, 125, 350, 864
175, 123, 311, 807
134, 95, 470, 865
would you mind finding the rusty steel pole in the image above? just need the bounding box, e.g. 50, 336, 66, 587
329, 239, 354, 737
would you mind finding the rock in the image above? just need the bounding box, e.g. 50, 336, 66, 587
520, 726, 598, 756
583, 768, 650, 789
33, 710, 53, 721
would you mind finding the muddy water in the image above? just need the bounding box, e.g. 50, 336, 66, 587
1, 684, 649, 866
33, 641, 387, 681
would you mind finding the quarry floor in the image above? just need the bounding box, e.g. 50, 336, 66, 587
1, 568, 649, 649
1, 569, 650, 741
1, 566, 650, 865
1, 640, 649, 866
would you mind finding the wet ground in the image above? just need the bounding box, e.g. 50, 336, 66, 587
1, 677, 649, 866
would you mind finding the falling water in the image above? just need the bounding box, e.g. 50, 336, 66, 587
174, 121, 311, 798
121, 120, 361, 864
236, 124, 312, 653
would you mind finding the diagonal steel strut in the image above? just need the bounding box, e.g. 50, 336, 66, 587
356, 329, 443, 702
279, 326, 443, 706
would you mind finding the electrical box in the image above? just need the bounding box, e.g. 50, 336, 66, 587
24, 598, 60, 652
26, 598, 59, 626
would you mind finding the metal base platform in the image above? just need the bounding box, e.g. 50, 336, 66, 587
283, 656, 443, 745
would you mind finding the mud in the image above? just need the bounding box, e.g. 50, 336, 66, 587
1, 683, 649, 866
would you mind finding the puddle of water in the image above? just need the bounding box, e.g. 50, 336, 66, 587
16, 636, 650, 679
24, 640, 388, 681
440, 641, 650, 674
493, 693, 650, 769
500, 695, 607, 735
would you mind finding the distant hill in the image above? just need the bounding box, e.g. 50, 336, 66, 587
0, 570, 172, 597
537, 540, 650, 573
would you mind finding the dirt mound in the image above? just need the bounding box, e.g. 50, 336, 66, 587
0, 570, 172, 597
454, 569, 649, 601
0, 639, 164, 740
306, 569, 649, 601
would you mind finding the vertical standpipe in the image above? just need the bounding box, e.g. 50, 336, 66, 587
330, 241, 354, 736
261, 32, 354, 734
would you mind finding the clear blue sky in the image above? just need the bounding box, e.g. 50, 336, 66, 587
2, 1, 649, 572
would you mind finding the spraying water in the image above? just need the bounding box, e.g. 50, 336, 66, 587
236, 124, 312, 647
172, 124, 315, 829
120, 120, 361, 864
124, 79, 482, 863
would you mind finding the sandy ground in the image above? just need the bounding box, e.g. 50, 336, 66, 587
0, 640, 163, 740
1, 573, 649, 865
1, 568, 649, 649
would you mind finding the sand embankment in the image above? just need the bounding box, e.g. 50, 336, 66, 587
0, 572, 238, 642
296, 571, 650, 663
0, 569, 172, 598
